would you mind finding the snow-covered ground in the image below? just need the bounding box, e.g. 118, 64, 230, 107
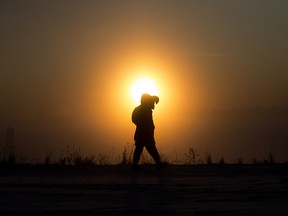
0, 164, 287, 215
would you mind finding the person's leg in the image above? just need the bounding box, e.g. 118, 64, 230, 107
145, 142, 161, 164
133, 142, 144, 166
145, 141, 168, 170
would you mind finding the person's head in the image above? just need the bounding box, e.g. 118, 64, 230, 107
140, 93, 159, 109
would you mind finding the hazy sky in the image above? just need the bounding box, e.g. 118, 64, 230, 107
1, 1, 288, 162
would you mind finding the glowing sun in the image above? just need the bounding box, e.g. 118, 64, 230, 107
130, 77, 160, 104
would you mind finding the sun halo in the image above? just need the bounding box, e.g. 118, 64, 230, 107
130, 77, 160, 104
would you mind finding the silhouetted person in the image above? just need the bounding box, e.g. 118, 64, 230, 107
132, 93, 166, 170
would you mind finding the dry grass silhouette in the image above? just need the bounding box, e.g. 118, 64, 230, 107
0, 144, 282, 166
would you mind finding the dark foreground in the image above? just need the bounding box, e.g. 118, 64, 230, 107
0, 164, 288, 216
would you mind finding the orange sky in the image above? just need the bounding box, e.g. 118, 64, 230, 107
1, 1, 288, 163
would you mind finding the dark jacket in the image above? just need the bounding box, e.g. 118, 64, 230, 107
132, 105, 155, 143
